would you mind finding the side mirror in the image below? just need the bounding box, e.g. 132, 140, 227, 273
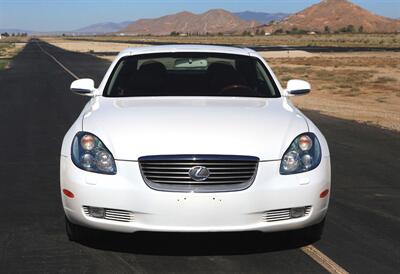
286, 79, 311, 96
70, 78, 96, 96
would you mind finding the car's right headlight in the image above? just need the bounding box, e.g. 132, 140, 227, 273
71, 132, 117, 175
280, 133, 321, 175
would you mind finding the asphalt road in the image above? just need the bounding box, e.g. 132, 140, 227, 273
0, 40, 399, 273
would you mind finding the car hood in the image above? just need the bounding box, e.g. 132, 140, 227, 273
82, 97, 308, 161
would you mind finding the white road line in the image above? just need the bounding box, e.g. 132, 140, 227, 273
35, 41, 79, 80
301, 245, 349, 274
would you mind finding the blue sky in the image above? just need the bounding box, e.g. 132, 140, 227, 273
0, 0, 399, 31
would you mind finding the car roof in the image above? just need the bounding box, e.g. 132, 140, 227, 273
118, 44, 256, 57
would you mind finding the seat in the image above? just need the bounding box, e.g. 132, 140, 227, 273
134, 61, 167, 94
206, 62, 246, 92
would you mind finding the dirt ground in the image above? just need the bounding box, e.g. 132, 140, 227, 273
0, 41, 26, 69
44, 38, 400, 131
65, 33, 400, 48
42, 37, 148, 59
267, 52, 400, 131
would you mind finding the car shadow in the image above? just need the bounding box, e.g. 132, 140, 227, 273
77, 228, 318, 256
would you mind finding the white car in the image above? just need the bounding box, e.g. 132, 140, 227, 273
60, 45, 330, 242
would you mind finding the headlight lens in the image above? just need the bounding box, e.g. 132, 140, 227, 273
71, 132, 117, 174
280, 133, 321, 175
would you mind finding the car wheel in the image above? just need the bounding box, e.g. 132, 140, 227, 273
65, 215, 85, 242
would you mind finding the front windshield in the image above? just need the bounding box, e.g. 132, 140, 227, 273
104, 52, 280, 98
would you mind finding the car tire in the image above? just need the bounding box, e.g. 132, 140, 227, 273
65, 215, 85, 242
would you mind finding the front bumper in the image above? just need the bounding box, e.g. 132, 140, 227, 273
60, 156, 330, 233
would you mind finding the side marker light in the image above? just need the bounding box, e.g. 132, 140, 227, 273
320, 189, 329, 198
63, 189, 75, 198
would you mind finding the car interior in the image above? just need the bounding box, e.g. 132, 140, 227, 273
106, 54, 278, 97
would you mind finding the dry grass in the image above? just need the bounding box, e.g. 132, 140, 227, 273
41, 37, 148, 54
64, 33, 400, 48
0, 59, 9, 70
0, 38, 27, 69
0, 36, 30, 43
0, 42, 16, 69
0, 43, 14, 56
268, 52, 400, 131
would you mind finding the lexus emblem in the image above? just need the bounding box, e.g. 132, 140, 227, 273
188, 166, 210, 181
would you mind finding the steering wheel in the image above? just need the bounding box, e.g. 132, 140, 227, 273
220, 84, 253, 94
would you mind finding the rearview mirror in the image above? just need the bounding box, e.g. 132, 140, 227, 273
286, 79, 311, 96
70, 78, 95, 96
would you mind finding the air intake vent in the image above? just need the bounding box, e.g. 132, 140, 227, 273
83, 206, 134, 222
263, 206, 312, 222
139, 155, 259, 192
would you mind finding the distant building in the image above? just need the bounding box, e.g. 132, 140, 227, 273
308, 31, 316, 35
264, 32, 271, 36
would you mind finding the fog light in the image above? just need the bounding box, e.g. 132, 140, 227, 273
290, 207, 306, 218
88, 207, 105, 218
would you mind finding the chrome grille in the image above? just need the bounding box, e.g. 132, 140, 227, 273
263, 206, 312, 222
83, 206, 134, 222
139, 155, 259, 192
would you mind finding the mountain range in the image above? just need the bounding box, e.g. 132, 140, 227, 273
0, 11, 284, 35
69, 11, 287, 34
73, 21, 132, 34
2, 0, 399, 35
117, 0, 400, 34
260, 0, 400, 33
120, 9, 258, 35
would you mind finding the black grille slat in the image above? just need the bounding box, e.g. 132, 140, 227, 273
208, 175, 253, 179
139, 155, 259, 192
141, 162, 257, 166
141, 170, 190, 174
146, 175, 192, 179
142, 166, 256, 171
209, 171, 254, 174
146, 175, 253, 180
150, 179, 250, 184
142, 170, 254, 175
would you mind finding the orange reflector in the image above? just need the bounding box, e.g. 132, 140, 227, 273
63, 189, 74, 198
320, 189, 329, 198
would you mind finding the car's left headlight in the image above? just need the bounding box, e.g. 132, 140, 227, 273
71, 132, 117, 174
280, 133, 321, 175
